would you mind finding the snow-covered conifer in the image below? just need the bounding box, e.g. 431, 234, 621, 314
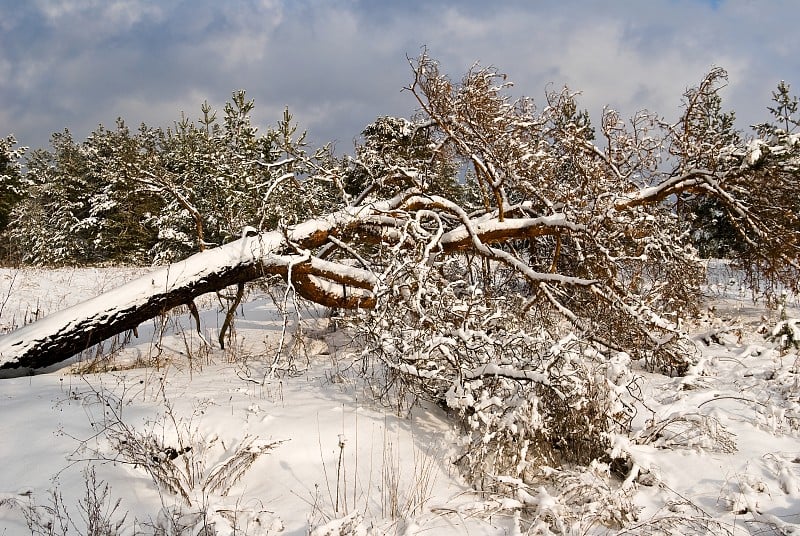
0, 134, 27, 259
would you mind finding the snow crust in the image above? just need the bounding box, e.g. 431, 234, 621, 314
0, 263, 799, 534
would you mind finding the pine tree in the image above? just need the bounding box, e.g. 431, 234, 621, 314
11, 130, 95, 264
671, 70, 742, 258
143, 93, 341, 263
344, 116, 459, 201
755, 80, 800, 137
0, 134, 27, 260
9, 124, 161, 265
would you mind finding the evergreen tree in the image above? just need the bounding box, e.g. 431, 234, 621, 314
688, 80, 800, 259
344, 116, 459, 201
10, 124, 161, 265
11, 130, 95, 264
145, 93, 341, 263
673, 69, 742, 258
0, 135, 27, 260
754, 80, 800, 137
78, 120, 161, 263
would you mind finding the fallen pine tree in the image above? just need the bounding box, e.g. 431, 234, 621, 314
0, 190, 587, 372
1, 54, 798, 381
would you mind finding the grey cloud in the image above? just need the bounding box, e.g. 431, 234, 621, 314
1, 0, 799, 153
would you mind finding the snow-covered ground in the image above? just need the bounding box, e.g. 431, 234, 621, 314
0, 264, 799, 535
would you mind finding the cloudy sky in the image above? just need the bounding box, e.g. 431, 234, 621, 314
2, 0, 799, 153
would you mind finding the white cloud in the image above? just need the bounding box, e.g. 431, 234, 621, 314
31, 0, 97, 22
205, 3, 285, 65
103, 1, 165, 28
32, 0, 164, 30
3, 0, 800, 151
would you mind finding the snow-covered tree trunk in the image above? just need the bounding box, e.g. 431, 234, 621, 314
0, 190, 582, 373
0, 206, 382, 373
2, 55, 798, 382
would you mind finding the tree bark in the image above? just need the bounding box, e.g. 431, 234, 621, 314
0, 202, 384, 373
0, 191, 582, 374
